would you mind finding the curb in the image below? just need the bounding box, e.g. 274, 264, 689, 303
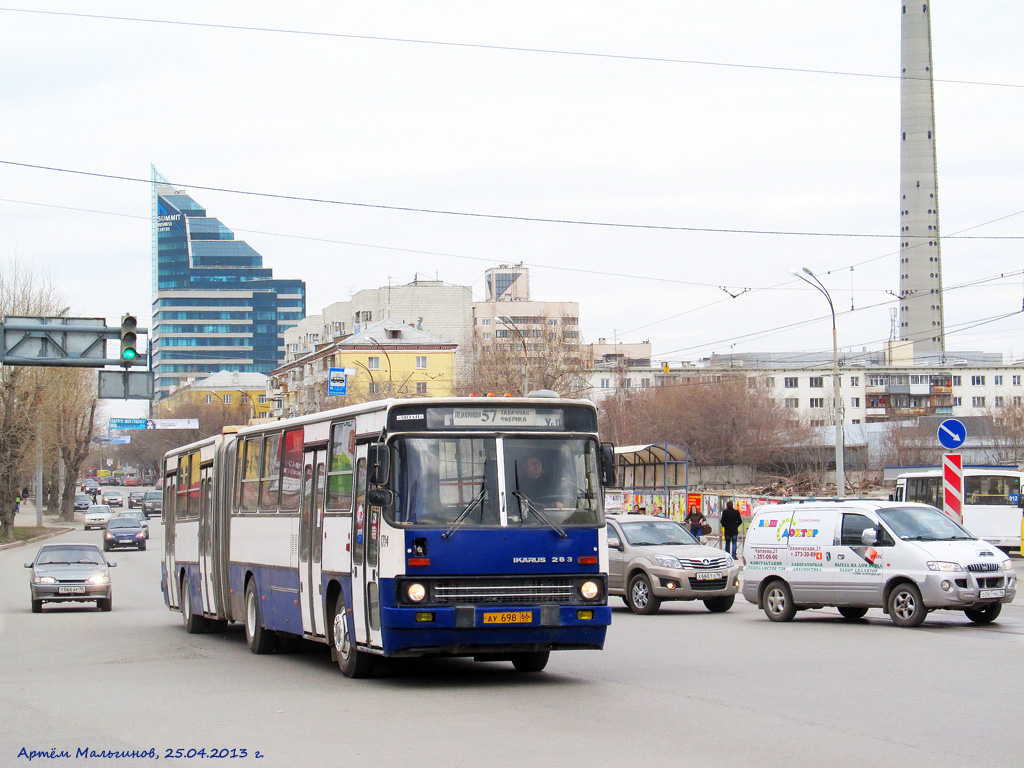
0, 527, 76, 551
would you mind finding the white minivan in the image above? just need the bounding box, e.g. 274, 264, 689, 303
742, 500, 1016, 627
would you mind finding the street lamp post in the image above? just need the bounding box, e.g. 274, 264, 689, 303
790, 267, 845, 497
496, 315, 529, 396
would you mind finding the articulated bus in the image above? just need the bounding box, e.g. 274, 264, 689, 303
160, 396, 615, 677
894, 468, 1023, 551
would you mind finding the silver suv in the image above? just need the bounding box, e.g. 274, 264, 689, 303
606, 514, 741, 614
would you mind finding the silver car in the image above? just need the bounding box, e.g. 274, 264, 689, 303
83, 504, 113, 530
25, 542, 116, 612
606, 514, 741, 614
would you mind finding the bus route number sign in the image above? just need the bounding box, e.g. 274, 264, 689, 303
452, 408, 562, 428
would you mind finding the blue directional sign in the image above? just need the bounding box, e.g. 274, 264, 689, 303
109, 418, 148, 430
937, 418, 967, 451
327, 368, 348, 397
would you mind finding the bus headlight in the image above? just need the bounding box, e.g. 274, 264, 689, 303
406, 583, 427, 603
580, 581, 600, 600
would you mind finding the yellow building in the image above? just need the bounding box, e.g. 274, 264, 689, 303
270, 320, 457, 417
156, 371, 273, 422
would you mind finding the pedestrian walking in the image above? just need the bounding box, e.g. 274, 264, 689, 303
721, 501, 742, 558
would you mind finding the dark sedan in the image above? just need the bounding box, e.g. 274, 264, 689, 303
74, 494, 92, 512
127, 491, 146, 509
103, 517, 147, 551
26, 543, 115, 612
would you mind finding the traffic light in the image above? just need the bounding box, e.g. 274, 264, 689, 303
119, 314, 138, 366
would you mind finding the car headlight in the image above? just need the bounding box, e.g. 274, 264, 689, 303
136, 532, 145, 538
926, 561, 964, 572
88, 574, 109, 585
406, 583, 426, 602
34, 576, 57, 585
1002, 560, 1014, 571
654, 555, 682, 569
105, 533, 114, 539
580, 580, 600, 600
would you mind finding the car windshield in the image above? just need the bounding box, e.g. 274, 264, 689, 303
146, 493, 160, 501
392, 436, 603, 529
618, 520, 699, 546
877, 505, 975, 541
87, 506, 111, 513
107, 518, 138, 529
36, 546, 105, 565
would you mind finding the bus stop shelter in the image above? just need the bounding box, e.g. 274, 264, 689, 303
613, 442, 690, 515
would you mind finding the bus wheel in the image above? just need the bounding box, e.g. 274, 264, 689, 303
181, 576, 209, 634
244, 580, 275, 654
964, 603, 1001, 624
838, 606, 869, 620
332, 593, 374, 678
511, 651, 549, 673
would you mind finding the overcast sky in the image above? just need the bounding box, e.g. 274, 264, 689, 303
2, 1, 1022, 377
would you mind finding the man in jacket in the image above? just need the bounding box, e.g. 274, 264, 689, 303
721, 501, 742, 557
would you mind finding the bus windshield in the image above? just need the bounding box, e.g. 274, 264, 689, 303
392, 436, 603, 528
878, 505, 974, 541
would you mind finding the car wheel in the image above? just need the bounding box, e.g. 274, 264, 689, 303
964, 603, 1002, 624
838, 606, 869, 620
31, 599, 42, 613
511, 651, 550, 672
98, 596, 112, 612
102, 543, 110, 551
139, 542, 146, 551
703, 594, 735, 613
181, 576, 209, 634
763, 580, 796, 622
244, 579, 275, 654
627, 573, 661, 615
887, 582, 927, 627
331, 592, 374, 678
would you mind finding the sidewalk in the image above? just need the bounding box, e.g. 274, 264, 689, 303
1, 497, 77, 550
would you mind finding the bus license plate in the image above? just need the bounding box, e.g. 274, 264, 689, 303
979, 589, 1005, 599
482, 611, 533, 625
58, 586, 86, 594
696, 572, 722, 580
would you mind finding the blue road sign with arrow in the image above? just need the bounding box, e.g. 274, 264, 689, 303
937, 418, 967, 451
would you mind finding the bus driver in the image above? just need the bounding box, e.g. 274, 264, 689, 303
520, 455, 570, 510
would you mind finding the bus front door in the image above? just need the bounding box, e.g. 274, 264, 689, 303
199, 469, 215, 615
163, 480, 178, 609
350, 454, 382, 648
299, 449, 328, 637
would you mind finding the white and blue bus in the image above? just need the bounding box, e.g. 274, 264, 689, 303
160, 396, 615, 677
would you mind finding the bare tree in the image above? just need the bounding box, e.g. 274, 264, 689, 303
598, 375, 813, 468
457, 313, 588, 397
0, 258, 66, 540
987, 402, 1024, 466
879, 420, 940, 468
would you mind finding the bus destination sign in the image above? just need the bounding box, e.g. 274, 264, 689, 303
451, 408, 564, 428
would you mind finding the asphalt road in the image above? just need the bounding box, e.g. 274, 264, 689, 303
2, 515, 1022, 768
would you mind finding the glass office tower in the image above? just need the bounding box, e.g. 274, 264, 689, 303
151, 166, 306, 401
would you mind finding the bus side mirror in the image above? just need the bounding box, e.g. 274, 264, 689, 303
368, 444, 390, 486
600, 443, 616, 487
367, 489, 394, 508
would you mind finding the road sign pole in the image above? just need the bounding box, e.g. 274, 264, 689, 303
943, 453, 963, 522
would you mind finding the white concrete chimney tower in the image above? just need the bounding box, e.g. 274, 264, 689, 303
899, 2, 945, 355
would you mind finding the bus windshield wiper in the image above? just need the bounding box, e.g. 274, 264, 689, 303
442, 463, 488, 539
512, 490, 567, 539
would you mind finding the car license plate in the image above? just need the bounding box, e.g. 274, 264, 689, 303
58, 586, 86, 594
979, 589, 1005, 599
482, 611, 533, 624
696, 571, 722, 580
